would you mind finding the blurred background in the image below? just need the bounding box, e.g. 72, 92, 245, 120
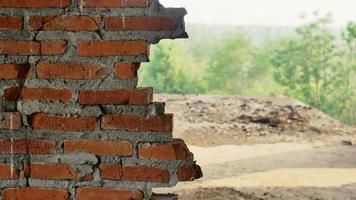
144, 1, 356, 199
140, 0, 356, 125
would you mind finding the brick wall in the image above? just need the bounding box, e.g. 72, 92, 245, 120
0, 0, 201, 199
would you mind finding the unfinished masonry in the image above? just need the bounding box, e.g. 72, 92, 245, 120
0, 0, 201, 199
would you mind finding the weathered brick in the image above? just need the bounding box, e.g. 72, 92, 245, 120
138, 139, 193, 160
64, 140, 133, 156
80, 0, 148, 8
79, 88, 153, 105
114, 63, 140, 79
0, 0, 70, 8
76, 187, 143, 200
40, 40, 67, 55
0, 16, 23, 30
0, 139, 26, 154
0, 112, 21, 130
37, 62, 107, 80
3, 87, 72, 102
178, 163, 203, 181
2, 188, 69, 200
83, 173, 94, 181
0, 139, 54, 154
100, 164, 170, 183
29, 16, 56, 30
0, 164, 19, 180
124, 166, 168, 183
78, 40, 149, 56
101, 114, 173, 132
0, 40, 40, 55
30, 15, 101, 31
99, 164, 123, 180
105, 16, 176, 31
30, 163, 78, 180
27, 139, 55, 154
0, 40, 66, 55
31, 113, 96, 132
0, 64, 31, 79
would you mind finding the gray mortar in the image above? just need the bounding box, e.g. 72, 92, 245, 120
0, 178, 26, 189
18, 101, 103, 117
28, 179, 70, 189
30, 153, 98, 165
0, 155, 27, 168
17, 101, 165, 117
26, 129, 173, 142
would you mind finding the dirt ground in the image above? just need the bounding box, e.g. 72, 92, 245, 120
154, 94, 356, 200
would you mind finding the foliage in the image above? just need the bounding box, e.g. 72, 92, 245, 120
139, 17, 356, 125
139, 41, 206, 94
272, 15, 356, 124
205, 32, 253, 93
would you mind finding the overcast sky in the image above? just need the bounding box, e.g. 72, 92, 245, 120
161, 0, 356, 27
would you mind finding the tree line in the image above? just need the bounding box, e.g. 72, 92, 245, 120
139, 14, 356, 125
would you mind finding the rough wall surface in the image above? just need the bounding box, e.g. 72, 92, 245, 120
0, 0, 201, 199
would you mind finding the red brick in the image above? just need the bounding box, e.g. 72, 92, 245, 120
0, 64, 31, 79
64, 140, 133, 156
29, 16, 56, 30
3, 87, 72, 102
76, 187, 143, 200
79, 88, 152, 105
0, 0, 70, 8
37, 62, 107, 80
101, 114, 173, 132
31, 113, 96, 132
100, 164, 170, 183
0, 139, 54, 154
122, 166, 169, 183
80, 0, 148, 8
138, 139, 193, 160
114, 63, 140, 79
83, 173, 93, 181
30, 15, 101, 31
0, 40, 40, 55
105, 16, 176, 31
0, 139, 27, 154
40, 40, 67, 55
78, 40, 149, 56
3, 188, 69, 200
0, 164, 19, 180
0, 112, 21, 130
27, 139, 55, 154
0, 16, 23, 30
30, 164, 78, 180
100, 164, 123, 180
178, 164, 203, 181
0, 40, 66, 55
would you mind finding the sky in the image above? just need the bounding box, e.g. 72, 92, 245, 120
161, 0, 356, 27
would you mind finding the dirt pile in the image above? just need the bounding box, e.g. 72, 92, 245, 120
156, 94, 356, 146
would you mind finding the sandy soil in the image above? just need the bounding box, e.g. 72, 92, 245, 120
154, 94, 356, 200
156, 144, 356, 199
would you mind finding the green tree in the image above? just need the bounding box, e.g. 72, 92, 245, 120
272, 14, 356, 124
337, 22, 356, 124
241, 39, 287, 95
139, 41, 205, 94
205, 32, 253, 94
